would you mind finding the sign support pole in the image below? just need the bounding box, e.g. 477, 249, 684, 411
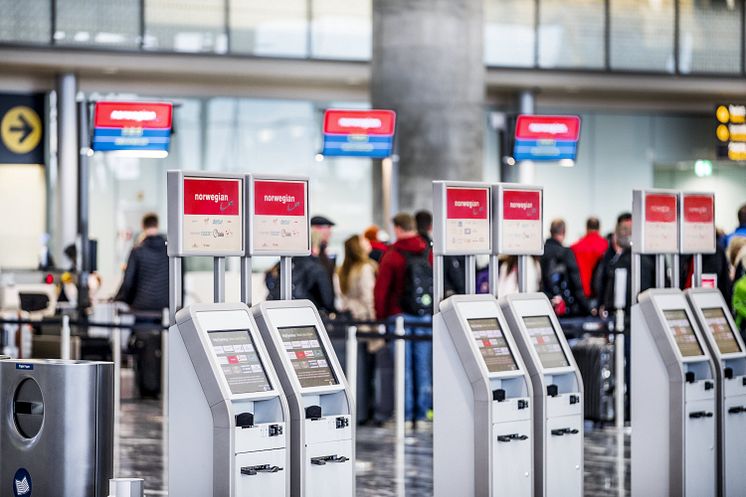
169, 256, 182, 325
631, 253, 641, 305
433, 255, 444, 312
655, 254, 666, 288
280, 256, 293, 301
464, 255, 476, 295
77, 98, 91, 312
692, 254, 703, 287
213, 257, 226, 303
671, 254, 680, 289
241, 256, 252, 306
517, 255, 528, 293
488, 254, 500, 299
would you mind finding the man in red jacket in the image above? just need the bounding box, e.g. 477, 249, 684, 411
571, 216, 609, 300
374, 212, 432, 424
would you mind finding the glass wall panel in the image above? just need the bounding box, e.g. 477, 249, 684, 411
610, 0, 675, 72
144, 0, 227, 53
485, 0, 536, 67
0, 0, 51, 43
538, 0, 604, 69
229, 0, 308, 57
55, 0, 140, 47
311, 0, 371, 60
679, 0, 741, 74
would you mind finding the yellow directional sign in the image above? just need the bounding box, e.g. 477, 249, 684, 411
1, 106, 42, 154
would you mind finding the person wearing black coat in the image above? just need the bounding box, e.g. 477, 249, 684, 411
540, 219, 590, 317
114, 214, 169, 312
266, 255, 336, 314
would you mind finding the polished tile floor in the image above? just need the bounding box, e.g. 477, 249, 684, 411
118, 372, 629, 497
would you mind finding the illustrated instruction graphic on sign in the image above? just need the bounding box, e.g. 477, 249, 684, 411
500, 189, 543, 254
445, 187, 490, 253
182, 177, 242, 254
252, 179, 308, 254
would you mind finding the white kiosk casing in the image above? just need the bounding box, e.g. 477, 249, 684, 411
168, 303, 291, 497
500, 293, 584, 497
434, 294, 534, 497
685, 287, 746, 497
253, 299, 355, 497
631, 288, 716, 497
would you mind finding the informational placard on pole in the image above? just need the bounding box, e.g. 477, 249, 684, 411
632, 189, 679, 254
432, 182, 491, 256
679, 192, 716, 255
492, 184, 544, 255
248, 175, 310, 256
167, 171, 245, 257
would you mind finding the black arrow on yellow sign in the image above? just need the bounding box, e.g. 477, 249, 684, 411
9, 113, 33, 143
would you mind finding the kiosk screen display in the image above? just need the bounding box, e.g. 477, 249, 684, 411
522, 316, 570, 369
467, 318, 518, 373
663, 310, 704, 357
702, 307, 742, 354
278, 326, 338, 388
209, 330, 272, 395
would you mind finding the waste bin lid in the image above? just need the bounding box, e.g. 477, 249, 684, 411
13, 378, 44, 439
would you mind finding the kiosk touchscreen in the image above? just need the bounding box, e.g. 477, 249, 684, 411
631, 288, 716, 497
434, 295, 533, 497
253, 299, 354, 497
500, 293, 584, 497
169, 303, 290, 497
685, 288, 746, 497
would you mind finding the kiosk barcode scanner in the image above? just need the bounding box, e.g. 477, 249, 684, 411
245, 174, 355, 497
166, 171, 291, 497
630, 189, 717, 497
432, 181, 534, 497
494, 184, 584, 497
680, 192, 746, 497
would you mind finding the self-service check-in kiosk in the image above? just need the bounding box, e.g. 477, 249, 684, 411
166, 171, 291, 497
630, 189, 716, 497
493, 183, 583, 497
678, 189, 746, 497
246, 174, 355, 497
432, 181, 533, 497
686, 288, 746, 497
501, 294, 584, 497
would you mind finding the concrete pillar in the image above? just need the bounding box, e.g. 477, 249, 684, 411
55, 73, 78, 263
502, 90, 536, 184
371, 0, 485, 219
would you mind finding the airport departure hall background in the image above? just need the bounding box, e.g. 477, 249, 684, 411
2, 1, 746, 496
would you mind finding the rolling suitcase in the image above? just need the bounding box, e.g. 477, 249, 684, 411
571, 336, 615, 422
130, 329, 162, 398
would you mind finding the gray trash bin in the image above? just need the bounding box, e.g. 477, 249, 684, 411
1, 359, 114, 497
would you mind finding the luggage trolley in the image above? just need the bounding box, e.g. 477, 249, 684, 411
432, 181, 534, 497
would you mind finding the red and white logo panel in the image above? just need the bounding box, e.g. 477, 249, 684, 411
252, 179, 309, 254
182, 177, 242, 254
444, 187, 490, 253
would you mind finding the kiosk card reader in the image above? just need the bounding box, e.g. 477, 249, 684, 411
685, 288, 746, 497
500, 293, 584, 497
168, 303, 290, 497
631, 288, 716, 497
434, 294, 533, 497
253, 300, 355, 497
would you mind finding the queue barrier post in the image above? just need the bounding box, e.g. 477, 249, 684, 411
61, 315, 71, 360
394, 316, 406, 442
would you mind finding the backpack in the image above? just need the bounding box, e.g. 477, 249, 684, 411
733, 273, 746, 332
398, 248, 434, 316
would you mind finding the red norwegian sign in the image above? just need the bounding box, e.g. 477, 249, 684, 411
183, 178, 241, 216
515, 115, 581, 141
446, 187, 488, 220
94, 101, 173, 129
683, 195, 714, 223
503, 190, 542, 221
645, 194, 677, 223
323, 109, 396, 136
254, 180, 306, 217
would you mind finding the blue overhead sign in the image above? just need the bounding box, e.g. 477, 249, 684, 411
92, 101, 172, 155
513, 115, 581, 162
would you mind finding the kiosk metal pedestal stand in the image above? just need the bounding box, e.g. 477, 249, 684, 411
166, 171, 291, 497
242, 174, 356, 497
630, 189, 717, 497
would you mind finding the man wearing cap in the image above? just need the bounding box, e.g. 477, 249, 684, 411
311, 215, 337, 288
